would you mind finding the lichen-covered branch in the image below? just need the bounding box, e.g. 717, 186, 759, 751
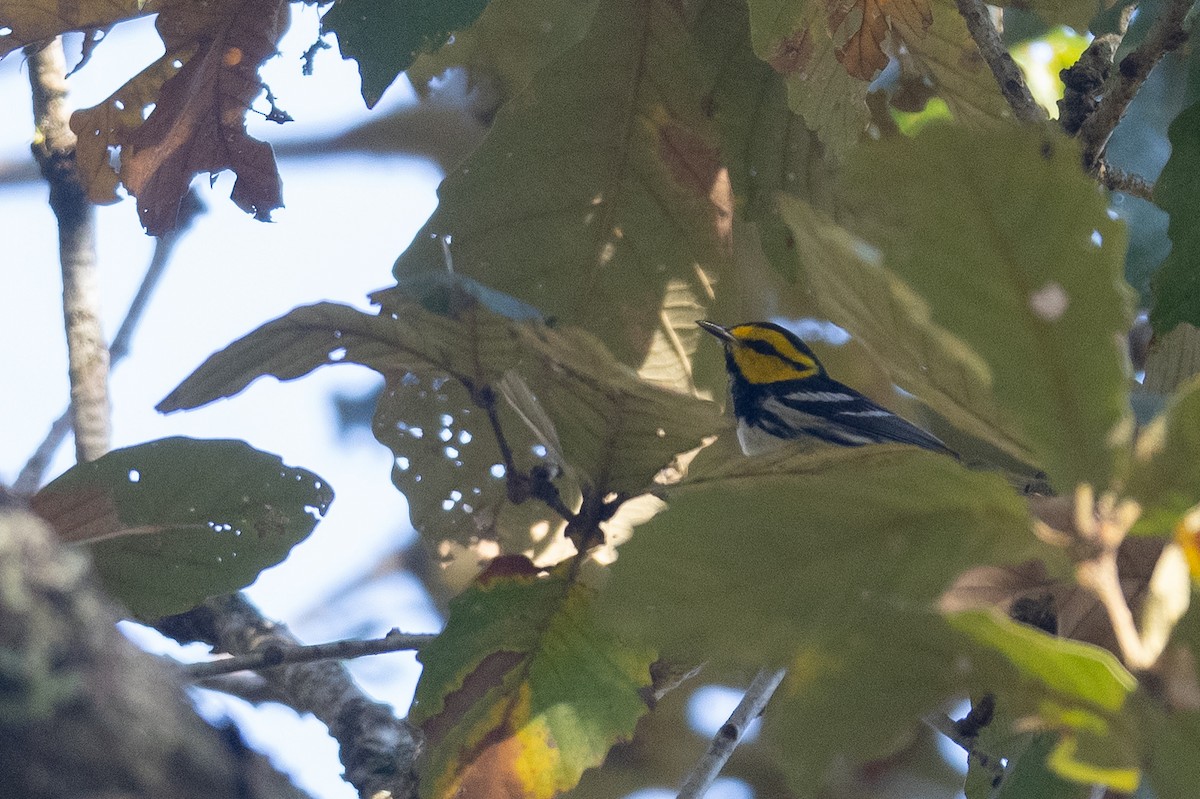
158, 593, 422, 799
1078, 0, 1192, 172
0, 502, 313, 799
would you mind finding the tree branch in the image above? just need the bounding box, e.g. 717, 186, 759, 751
1095, 161, 1156, 201
184, 628, 435, 680
1078, 0, 1192, 172
677, 668, 786, 799
0, 501, 313, 799
25, 38, 109, 464
13, 190, 205, 494
157, 593, 422, 799
954, 0, 1047, 124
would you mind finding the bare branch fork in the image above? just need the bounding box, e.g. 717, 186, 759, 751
955, 0, 1191, 199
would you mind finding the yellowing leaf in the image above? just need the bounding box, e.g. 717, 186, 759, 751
412, 556, 653, 799
69, 0, 287, 234
749, 0, 871, 154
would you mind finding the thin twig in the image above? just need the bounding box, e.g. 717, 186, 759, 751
183, 628, 435, 679
1095, 162, 1156, 201
677, 668, 786, 799
157, 593, 422, 799
954, 0, 1047, 124
13, 191, 204, 494
26, 38, 109, 464
1078, 0, 1192, 171
924, 709, 1006, 785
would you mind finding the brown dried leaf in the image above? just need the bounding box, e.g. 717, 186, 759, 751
0, 1, 157, 56
828, 0, 932, 80
69, 0, 288, 234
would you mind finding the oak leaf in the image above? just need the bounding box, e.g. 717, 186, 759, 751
69, 0, 288, 234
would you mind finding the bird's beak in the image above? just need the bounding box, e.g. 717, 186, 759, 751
696, 320, 738, 344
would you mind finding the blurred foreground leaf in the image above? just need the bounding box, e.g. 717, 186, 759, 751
840, 125, 1132, 491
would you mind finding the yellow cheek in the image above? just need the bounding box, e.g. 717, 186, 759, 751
731, 347, 817, 384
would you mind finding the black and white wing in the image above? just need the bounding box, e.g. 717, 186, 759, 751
757, 382, 955, 455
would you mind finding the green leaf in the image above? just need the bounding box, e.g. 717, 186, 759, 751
777, 196, 1036, 467
1143, 322, 1200, 396
948, 611, 1136, 712
31, 438, 332, 619
840, 125, 1132, 491
897, 0, 1013, 127
412, 556, 653, 799
1144, 708, 1200, 799
691, 0, 834, 285
158, 296, 718, 548
605, 444, 1037, 664
393, 0, 731, 379
949, 612, 1141, 792
603, 443, 1043, 788
323, 0, 491, 108
1150, 101, 1200, 336
406, 0, 597, 102
1127, 376, 1200, 535
993, 733, 1098, 799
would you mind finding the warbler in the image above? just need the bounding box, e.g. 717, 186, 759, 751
698, 320, 955, 456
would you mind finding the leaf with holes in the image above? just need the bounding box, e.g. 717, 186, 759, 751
158, 293, 719, 548
0, 1, 156, 56
411, 555, 654, 799
68, 0, 287, 234
31, 437, 332, 620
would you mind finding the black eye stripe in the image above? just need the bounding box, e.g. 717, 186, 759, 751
744, 338, 812, 371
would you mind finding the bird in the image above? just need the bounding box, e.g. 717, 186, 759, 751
697, 320, 955, 457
